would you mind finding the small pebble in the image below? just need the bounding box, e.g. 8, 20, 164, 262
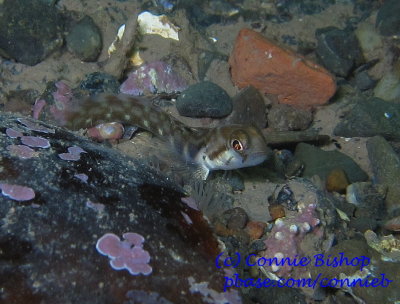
268, 204, 285, 220
326, 168, 350, 193
245, 221, 266, 241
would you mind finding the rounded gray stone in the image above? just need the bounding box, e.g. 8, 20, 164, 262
66, 16, 102, 62
176, 81, 233, 118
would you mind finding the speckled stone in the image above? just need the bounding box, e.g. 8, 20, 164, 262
0, 0, 64, 65
66, 16, 102, 62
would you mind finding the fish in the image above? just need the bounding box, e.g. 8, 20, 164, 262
65, 94, 271, 179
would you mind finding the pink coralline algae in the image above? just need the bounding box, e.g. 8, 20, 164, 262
120, 61, 187, 96
6, 128, 23, 138
96, 232, 152, 275
0, 183, 35, 201
188, 277, 242, 304
261, 203, 321, 277
58, 146, 87, 161
74, 173, 88, 183
21, 136, 50, 148
17, 118, 55, 134
7, 145, 38, 159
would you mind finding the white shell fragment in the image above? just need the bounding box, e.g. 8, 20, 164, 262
108, 24, 126, 56
137, 11, 180, 41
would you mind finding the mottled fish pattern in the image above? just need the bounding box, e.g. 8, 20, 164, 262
66, 94, 271, 179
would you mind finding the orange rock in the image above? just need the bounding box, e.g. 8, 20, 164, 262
326, 168, 349, 193
268, 204, 285, 220
229, 28, 336, 108
245, 221, 266, 240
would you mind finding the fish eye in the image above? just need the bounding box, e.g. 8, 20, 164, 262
231, 139, 244, 151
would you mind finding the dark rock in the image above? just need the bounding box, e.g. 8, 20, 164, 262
376, 0, 400, 36
223, 207, 249, 230
295, 143, 368, 183
349, 217, 377, 233
0, 0, 64, 66
353, 70, 377, 91
223, 86, 266, 129
197, 51, 228, 81
334, 97, 400, 140
79, 72, 120, 95
367, 136, 400, 213
315, 26, 363, 77
66, 16, 102, 62
176, 81, 233, 118
0, 112, 239, 303
346, 182, 386, 219
267, 104, 312, 131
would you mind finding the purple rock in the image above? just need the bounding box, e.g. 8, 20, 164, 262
7, 144, 37, 159
120, 61, 187, 96
6, 128, 23, 138
0, 183, 35, 201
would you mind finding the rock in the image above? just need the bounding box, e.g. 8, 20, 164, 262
66, 16, 102, 62
120, 61, 187, 96
373, 68, 400, 102
229, 28, 336, 108
223, 86, 267, 129
315, 26, 363, 77
367, 136, 400, 213
0, 0, 64, 65
268, 204, 285, 220
267, 103, 312, 131
326, 168, 349, 193
223, 207, 249, 230
176, 81, 233, 118
0, 112, 239, 303
349, 216, 377, 233
383, 216, 400, 232
245, 221, 266, 241
295, 143, 368, 183
376, 0, 400, 36
353, 70, 377, 91
334, 97, 400, 140
79, 72, 120, 95
346, 182, 386, 218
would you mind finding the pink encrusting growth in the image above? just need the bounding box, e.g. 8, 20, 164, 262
21, 136, 51, 148
6, 128, 23, 138
0, 183, 35, 201
96, 232, 152, 275
7, 145, 38, 159
58, 146, 87, 161
262, 203, 321, 277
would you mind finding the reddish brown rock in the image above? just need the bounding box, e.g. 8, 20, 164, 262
229, 28, 336, 108
245, 221, 266, 240
268, 204, 285, 220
